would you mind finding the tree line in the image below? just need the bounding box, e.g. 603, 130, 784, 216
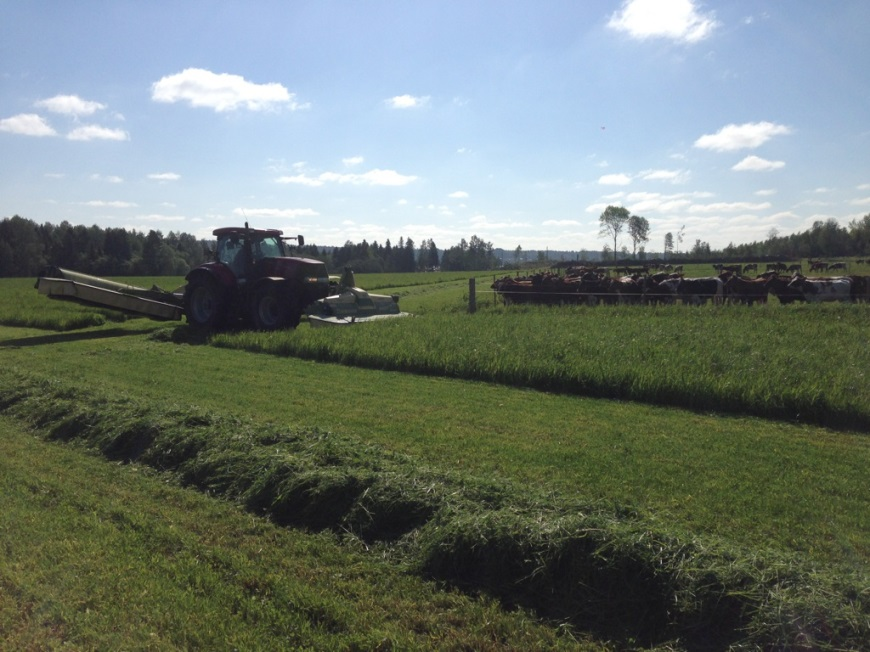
0, 216, 208, 278
327, 234, 498, 272
8, 211, 865, 279
0, 215, 501, 277
598, 205, 870, 262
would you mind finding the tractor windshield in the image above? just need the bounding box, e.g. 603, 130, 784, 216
251, 235, 284, 261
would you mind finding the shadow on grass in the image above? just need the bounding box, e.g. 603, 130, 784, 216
0, 325, 209, 348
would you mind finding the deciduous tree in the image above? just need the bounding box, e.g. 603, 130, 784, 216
598, 205, 630, 261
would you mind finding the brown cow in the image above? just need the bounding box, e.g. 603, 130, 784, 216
723, 275, 768, 305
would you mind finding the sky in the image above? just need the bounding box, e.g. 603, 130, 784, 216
2, 0, 869, 255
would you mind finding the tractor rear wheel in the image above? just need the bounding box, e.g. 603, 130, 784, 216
184, 276, 227, 330
250, 284, 300, 330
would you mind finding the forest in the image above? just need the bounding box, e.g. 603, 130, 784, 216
0, 215, 497, 277
1, 213, 868, 278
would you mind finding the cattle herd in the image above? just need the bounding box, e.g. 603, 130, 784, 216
491, 262, 870, 306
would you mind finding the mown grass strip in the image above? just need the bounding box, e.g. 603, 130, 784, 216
1, 416, 592, 651
1, 370, 866, 650
214, 302, 870, 430
4, 323, 867, 568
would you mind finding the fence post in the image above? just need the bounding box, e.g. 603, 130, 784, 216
468, 277, 477, 313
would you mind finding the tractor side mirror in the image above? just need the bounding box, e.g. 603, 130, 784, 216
297, 235, 304, 247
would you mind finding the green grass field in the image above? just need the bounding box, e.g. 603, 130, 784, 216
1, 272, 868, 650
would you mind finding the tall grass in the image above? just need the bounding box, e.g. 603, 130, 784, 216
216, 302, 870, 430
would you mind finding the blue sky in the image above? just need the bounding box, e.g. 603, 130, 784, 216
2, 1, 868, 254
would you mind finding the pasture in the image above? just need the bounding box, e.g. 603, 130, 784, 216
1, 271, 869, 649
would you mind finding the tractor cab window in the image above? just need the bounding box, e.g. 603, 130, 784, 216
217, 236, 246, 277
251, 236, 283, 261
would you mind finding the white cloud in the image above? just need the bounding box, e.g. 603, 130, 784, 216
608, 0, 718, 44
449, 191, 469, 199
90, 174, 124, 183
690, 201, 772, 213
67, 125, 129, 141
598, 173, 632, 186
151, 68, 303, 112
427, 204, 454, 217
0, 113, 57, 136
342, 156, 364, 167
275, 174, 325, 187
543, 219, 581, 226
850, 197, 870, 206
232, 207, 319, 219
35, 94, 105, 116
639, 168, 689, 183
148, 172, 181, 181
276, 168, 418, 187
694, 121, 791, 152
385, 94, 430, 109
626, 192, 693, 213
81, 200, 137, 208
469, 214, 530, 230
755, 188, 777, 196
732, 156, 785, 171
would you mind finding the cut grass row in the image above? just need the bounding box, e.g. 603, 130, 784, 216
1, 371, 867, 649
0, 415, 588, 651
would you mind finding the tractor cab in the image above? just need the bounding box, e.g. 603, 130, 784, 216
213, 226, 302, 281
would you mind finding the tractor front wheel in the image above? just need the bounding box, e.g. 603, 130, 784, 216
184, 276, 227, 331
250, 284, 300, 330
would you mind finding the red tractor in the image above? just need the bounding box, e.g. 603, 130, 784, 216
183, 224, 331, 330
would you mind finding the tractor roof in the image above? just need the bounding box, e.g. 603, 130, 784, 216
212, 226, 283, 238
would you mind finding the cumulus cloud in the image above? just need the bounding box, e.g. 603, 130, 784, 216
599, 173, 632, 186
276, 168, 418, 187
0, 113, 57, 136
608, 0, 718, 43
694, 121, 791, 151
67, 125, 129, 141
35, 94, 106, 116
732, 156, 785, 171
449, 191, 469, 199
342, 156, 364, 167
148, 172, 181, 181
385, 94, 430, 109
151, 68, 303, 112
